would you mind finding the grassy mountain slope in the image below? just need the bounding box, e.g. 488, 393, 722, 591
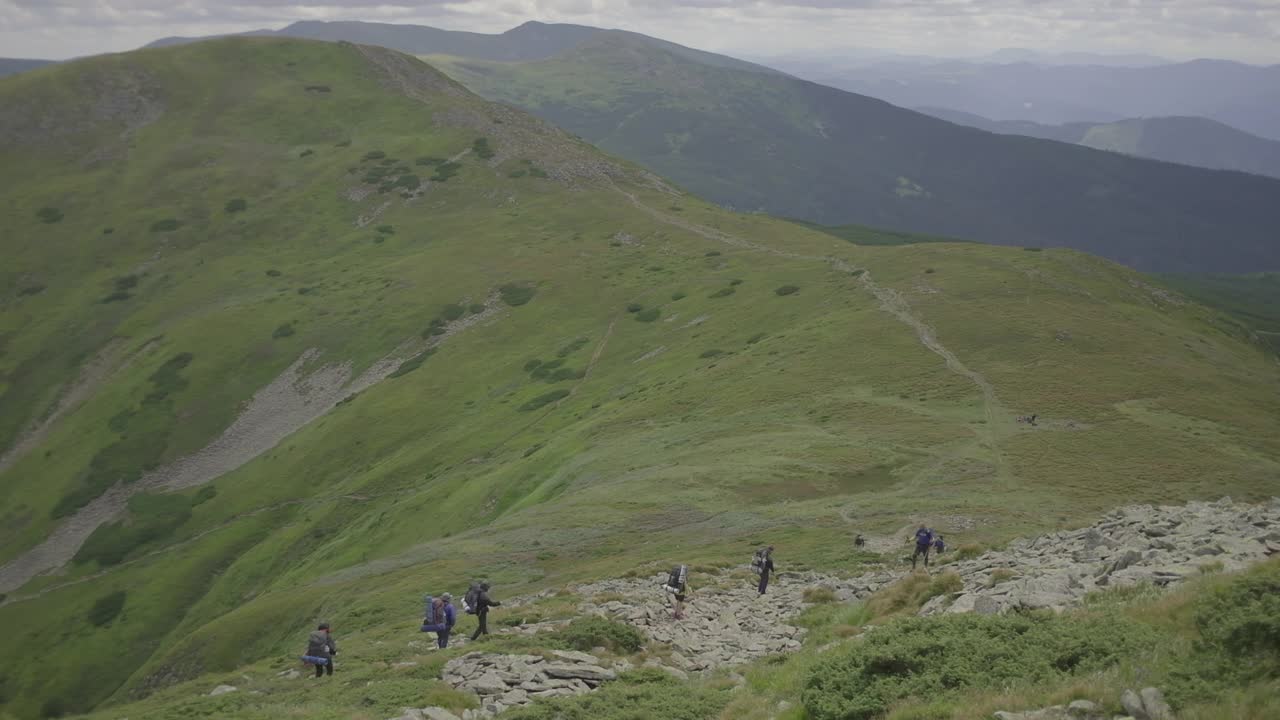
2, 38, 1280, 719
1159, 273, 1280, 355
920, 107, 1280, 179
430, 37, 1280, 273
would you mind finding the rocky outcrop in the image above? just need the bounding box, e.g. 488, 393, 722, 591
995, 687, 1173, 720
440, 650, 622, 718
921, 498, 1279, 616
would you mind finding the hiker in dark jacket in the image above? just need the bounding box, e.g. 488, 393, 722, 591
303, 622, 337, 677
757, 546, 776, 595
912, 526, 934, 570
933, 535, 946, 555
421, 593, 457, 649
470, 583, 501, 641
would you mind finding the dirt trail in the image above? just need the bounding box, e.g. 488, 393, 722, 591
0, 296, 507, 594
0, 341, 125, 474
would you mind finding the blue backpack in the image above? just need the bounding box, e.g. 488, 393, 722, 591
915, 528, 933, 548
423, 595, 443, 625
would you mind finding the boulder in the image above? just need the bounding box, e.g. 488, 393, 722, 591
470, 671, 509, 696
1139, 688, 1173, 720
420, 709, 463, 720
1120, 689, 1149, 720
208, 685, 237, 697
550, 650, 600, 664
542, 663, 617, 682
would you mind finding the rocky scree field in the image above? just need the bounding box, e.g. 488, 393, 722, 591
0, 37, 1279, 720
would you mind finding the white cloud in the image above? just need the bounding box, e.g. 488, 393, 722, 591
0, 0, 1276, 63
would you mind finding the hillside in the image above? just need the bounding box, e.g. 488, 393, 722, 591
0, 58, 55, 78
920, 108, 1280, 179
2, 37, 1280, 720
781, 57, 1280, 142
430, 36, 1280, 273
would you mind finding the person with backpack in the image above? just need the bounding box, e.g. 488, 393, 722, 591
664, 564, 693, 619
420, 592, 457, 649
854, 534, 866, 549
912, 526, 934, 570
933, 535, 946, 555
302, 622, 337, 678
468, 582, 501, 641
753, 546, 776, 595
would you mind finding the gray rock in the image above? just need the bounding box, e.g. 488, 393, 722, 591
1067, 700, 1100, 718
208, 685, 237, 697
470, 671, 509, 696
1139, 688, 1173, 720
550, 650, 600, 664
500, 688, 529, 706
420, 709, 463, 720
1120, 689, 1150, 720
543, 663, 617, 682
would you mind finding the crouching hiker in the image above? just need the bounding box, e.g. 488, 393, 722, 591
752, 546, 776, 595
466, 582, 501, 641
664, 564, 693, 620
420, 592, 457, 649
302, 622, 337, 678
933, 534, 946, 556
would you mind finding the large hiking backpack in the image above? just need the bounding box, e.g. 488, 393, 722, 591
463, 582, 481, 615
665, 565, 687, 594
423, 595, 445, 625
751, 548, 767, 575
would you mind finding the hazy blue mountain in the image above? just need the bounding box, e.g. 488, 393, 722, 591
0, 58, 56, 78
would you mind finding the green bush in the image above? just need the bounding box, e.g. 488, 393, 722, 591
100, 291, 132, 304
705, 250, 721, 257
225, 198, 248, 213
775, 285, 800, 296
442, 303, 465, 321
377, 225, 395, 235
1024, 247, 1044, 252
747, 333, 766, 344
557, 337, 589, 357
700, 349, 725, 359
469, 303, 486, 314
87, 591, 127, 627
500, 284, 536, 307
546, 367, 584, 382
524, 359, 543, 372
473, 137, 496, 160
519, 389, 570, 412
432, 162, 461, 182
394, 174, 420, 190
363, 150, 386, 161
273, 323, 295, 339
36, 207, 64, 223
626, 303, 643, 313
265, 269, 282, 277
75, 493, 193, 566
389, 348, 437, 379
556, 617, 645, 654
102, 227, 114, 234
299, 149, 314, 158
529, 167, 548, 179
503, 669, 728, 720
18, 284, 46, 297
335, 139, 351, 147
709, 287, 735, 298
1168, 561, 1280, 706
671, 291, 686, 301
635, 308, 660, 322
803, 613, 1156, 720
417, 156, 444, 166
730, 278, 743, 286
509, 169, 527, 178
149, 219, 182, 232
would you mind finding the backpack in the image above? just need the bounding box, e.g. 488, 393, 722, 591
915, 528, 933, 547
751, 548, 767, 575
463, 582, 481, 615
424, 595, 445, 625
665, 565, 687, 593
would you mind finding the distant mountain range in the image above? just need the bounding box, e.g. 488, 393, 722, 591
124, 20, 1280, 272
0, 58, 55, 78
917, 108, 1280, 180
773, 57, 1280, 142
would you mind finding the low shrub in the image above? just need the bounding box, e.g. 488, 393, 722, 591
299, 149, 314, 158
304, 85, 331, 93
363, 150, 386, 161
775, 285, 800, 296
394, 173, 420, 190
729, 278, 743, 286
1024, 247, 1044, 252
100, 291, 132, 304
503, 668, 729, 720
225, 198, 248, 213
546, 367, 584, 382
273, 323, 296, 339
469, 303, 486, 314
417, 156, 444, 166
635, 308, 660, 322
953, 543, 985, 561
804, 612, 1158, 720
557, 337, 590, 357
442, 303, 466, 321
335, 139, 351, 147
102, 227, 114, 234
524, 359, 543, 372
18, 284, 46, 297
377, 225, 395, 235
432, 162, 461, 182
803, 587, 838, 604
924, 268, 936, 274
988, 568, 1017, 587
556, 617, 645, 654
528, 167, 548, 178
519, 389, 570, 412
700, 349, 725, 359
500, 284, 536, 307
746, 333, 766, 344
150, 218, 182, 232
87, 591, 127, 627
671, 291, 686, 301
473, 137, 496, 160
265, 269, 282, 277
509, 169, 527, 178
389, 348, 437, 378
709, 287, 735, 298
37, 206, 64, 223
705, 250, 721, 257
866, 572, 962, 618
626, 303, 643, 313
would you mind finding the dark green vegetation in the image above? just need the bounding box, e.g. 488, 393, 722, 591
504, 668, 730, 720
429, 35, 1280, 273
556, 617, 645, 654
2, 36, 1280, 720
920, 109, 1280, 180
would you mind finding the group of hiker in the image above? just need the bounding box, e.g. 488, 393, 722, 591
301, 529, 949, 674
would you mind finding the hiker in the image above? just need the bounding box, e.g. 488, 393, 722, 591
468, 582, 501, 641
933, 534, 946, 555
753, 546, 776, 595
911, 526, 934, 570
302, 622, 337, 678
854, 533, 866, 549
664, 564, 693, 620
420, 592, 457, 649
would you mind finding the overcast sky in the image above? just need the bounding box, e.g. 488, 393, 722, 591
1, 0, 1277, 64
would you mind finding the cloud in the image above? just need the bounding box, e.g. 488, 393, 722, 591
0, 0, 1276, 62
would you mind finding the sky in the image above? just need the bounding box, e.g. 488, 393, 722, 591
1, 0, 1278, 64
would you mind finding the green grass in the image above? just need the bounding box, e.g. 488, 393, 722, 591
1, 36, 1280, 720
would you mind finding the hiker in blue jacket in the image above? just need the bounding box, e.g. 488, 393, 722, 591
421, 593, 457, 649
912, 526, 934, 570
933, 535, 946, 555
